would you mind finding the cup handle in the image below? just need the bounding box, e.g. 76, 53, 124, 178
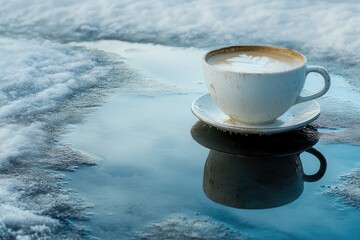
294, 65, 331, 105
302, 147, 327, 182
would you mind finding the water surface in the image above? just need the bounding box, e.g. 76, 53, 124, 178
62, 41, 360, 239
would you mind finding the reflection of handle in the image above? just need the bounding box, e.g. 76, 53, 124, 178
302, 147, 327, 182
295, 65, 331, 105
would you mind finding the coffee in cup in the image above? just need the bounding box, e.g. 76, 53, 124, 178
207, 48, 303, 73
203, 46, 331, 125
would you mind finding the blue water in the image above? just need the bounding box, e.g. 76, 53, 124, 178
59, 41, 360, 239
62, 93, 360, 239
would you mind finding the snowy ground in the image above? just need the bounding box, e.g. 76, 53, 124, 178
0, 0, 360, 239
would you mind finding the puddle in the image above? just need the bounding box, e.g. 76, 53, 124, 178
61, 40, 360, 239
71, 40, 207, 94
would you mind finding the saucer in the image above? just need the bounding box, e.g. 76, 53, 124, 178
191, 93, 320, 135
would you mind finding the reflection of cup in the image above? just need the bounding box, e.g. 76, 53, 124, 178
203, 46, 331, 124
191, 121, 327, 209
203, 148, 326, 209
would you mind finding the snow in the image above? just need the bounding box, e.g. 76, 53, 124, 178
0, 0, 359, 63
0, 0, 360, 238
0, 37, 132, 239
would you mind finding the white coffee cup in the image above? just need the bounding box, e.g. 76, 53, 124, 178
203, 45, 331, 125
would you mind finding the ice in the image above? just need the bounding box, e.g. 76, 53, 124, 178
1, 1, 360, 65
322, 162, 360, 209
136, 215, 249, 240
0, 36, 196, 238
135, 214, 301, 240
0, 36, 122, 162
0, 0, 360, 238
313, 74, 360, 145
0, 37, 139, 239
0, 178, 58, 239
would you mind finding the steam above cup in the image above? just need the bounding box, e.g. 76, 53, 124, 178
203, 46, 331, 125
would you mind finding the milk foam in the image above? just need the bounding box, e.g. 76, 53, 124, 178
208, 51, 303, 73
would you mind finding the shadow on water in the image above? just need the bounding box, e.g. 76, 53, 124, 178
191, 121, 327, 209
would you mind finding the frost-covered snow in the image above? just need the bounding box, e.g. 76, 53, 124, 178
136, 215, 249, 240
0, 37, 136, 239
0, 0, 360, 239
0, 0, 359, 63
0, 37, 129, 161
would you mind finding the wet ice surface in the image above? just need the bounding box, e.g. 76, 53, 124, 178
0, 38, 140, 239
1, 1, 360, 239
58, 41, 360, 239
0, 37, 360, 239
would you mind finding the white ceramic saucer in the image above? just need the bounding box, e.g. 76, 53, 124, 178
191, 93, 320, 135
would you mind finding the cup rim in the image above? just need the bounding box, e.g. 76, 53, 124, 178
203, 45, 307, 74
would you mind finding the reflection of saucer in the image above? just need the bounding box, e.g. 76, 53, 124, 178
191, 121, 319, 157
191, 93, 320, 135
